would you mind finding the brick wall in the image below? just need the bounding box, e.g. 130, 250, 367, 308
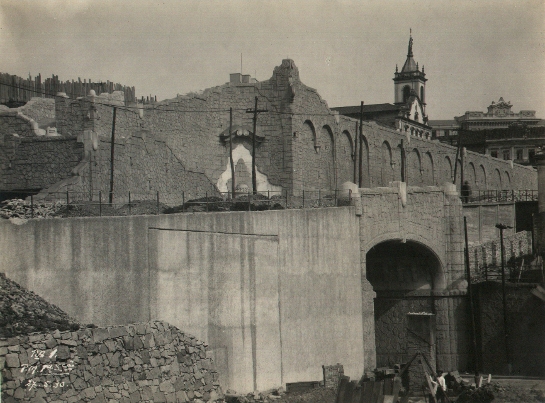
0, 320, 222, 403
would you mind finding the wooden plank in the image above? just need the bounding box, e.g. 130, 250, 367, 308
371, 381, 383, 403
343, 380, 355, 403
361, 381, 374, 403
336, 376, 350, 403
351, 385, 362, 403
383, 378, 393, 395
392, 377, 402, 401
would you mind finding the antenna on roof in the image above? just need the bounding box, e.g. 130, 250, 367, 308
241, 53, 243, 74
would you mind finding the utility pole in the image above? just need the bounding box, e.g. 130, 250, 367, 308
464, 216, 479, 377
358, 101, 364, 188
353, 120, 358, 184
229, 107, 235, 198
496, 222, 513, 375
109, 106, 117, 204
246, 97, 268, 194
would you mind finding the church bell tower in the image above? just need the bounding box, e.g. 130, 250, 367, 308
393, 32, 427, 112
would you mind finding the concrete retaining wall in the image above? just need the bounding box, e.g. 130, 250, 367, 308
0, 320, 222, 402
0, 207, 366, 393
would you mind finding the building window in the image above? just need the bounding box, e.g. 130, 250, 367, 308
529, 149, 536, 162
490, 150, 498, 158
516, 149, 523, 160
502, 149, 510, 160
444, 130, 450, 136
403, 86, 411, 103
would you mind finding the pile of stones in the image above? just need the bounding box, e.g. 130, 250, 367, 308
0, 273, 82, 338
0, 198, 62, 219
1, 320, 222, 402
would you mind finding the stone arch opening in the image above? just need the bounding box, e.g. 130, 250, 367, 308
422, 152, 434, 186
337, 130, 354, 186
495, 168, 502, 189
479, 165, 487, 190
366, 239, 444, 367
381, 141, 393, 186
467, 162, 477, 189
444, 156, 453, 184
367, 240, 444, 293
408, 148, 422, 186
397, 144, 405, 182
505, 171, 511, 190
320, 125, 335, 190
359, 134, 371, 187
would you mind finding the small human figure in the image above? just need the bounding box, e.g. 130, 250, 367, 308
433, 370, 448, 403
461, 180, 472, 203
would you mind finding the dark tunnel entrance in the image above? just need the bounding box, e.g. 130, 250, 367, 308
366, 240, 443, 368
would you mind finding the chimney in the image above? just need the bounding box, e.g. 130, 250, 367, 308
230, 73, 242, 84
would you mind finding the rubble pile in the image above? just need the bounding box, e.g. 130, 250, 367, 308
0, 198, 62, 219
225, 387, 336, 403
1, 321, 223, 402
0, 273, 82, 337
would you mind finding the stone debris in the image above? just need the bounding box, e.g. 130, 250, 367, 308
0, 320, 223, 402
0, 198, 62, 219
0, 273, 82, 338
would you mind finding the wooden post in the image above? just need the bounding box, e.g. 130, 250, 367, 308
229, 107, 236, 198
109, 107, 117, 204
465, 216, 480, 377
358, 101, 364, 188
252, 97, 258, 194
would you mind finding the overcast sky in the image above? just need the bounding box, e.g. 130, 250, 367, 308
1, 0, 543, 119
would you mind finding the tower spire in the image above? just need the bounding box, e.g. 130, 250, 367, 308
407, 29, 413, 58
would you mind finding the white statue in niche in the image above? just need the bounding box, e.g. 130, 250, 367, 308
216, 144, 282, 195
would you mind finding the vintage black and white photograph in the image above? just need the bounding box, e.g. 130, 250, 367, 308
1, 1, 544, 402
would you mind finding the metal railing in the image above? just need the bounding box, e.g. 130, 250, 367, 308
462, 190, 537, 204
0, 189, 354, 219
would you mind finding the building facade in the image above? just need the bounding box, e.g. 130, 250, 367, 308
431, 98, 545, 166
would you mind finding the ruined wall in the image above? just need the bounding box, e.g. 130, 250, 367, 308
0, 113, 38, 138
0, 135, 84, 191
45, 132, 218, 206
1, 60, 537, 198
474, 282, 545, 376
16, 98, 56, 126
0, 207, 366, 393
0, 320, 222, 402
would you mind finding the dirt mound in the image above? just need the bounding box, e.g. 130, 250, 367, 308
0, 273, 82, 337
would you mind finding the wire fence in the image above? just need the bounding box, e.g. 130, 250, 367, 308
462, 190, 537, 204
0, 189, 354, 219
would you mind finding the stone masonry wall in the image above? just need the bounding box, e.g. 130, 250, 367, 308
0, 320, 222, 403
474, 282, 545, 376
1, 60, 537, 198
0, 113, 37, 138
0, 135, 84, 191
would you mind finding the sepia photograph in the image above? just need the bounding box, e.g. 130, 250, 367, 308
1, 1, 544, 402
